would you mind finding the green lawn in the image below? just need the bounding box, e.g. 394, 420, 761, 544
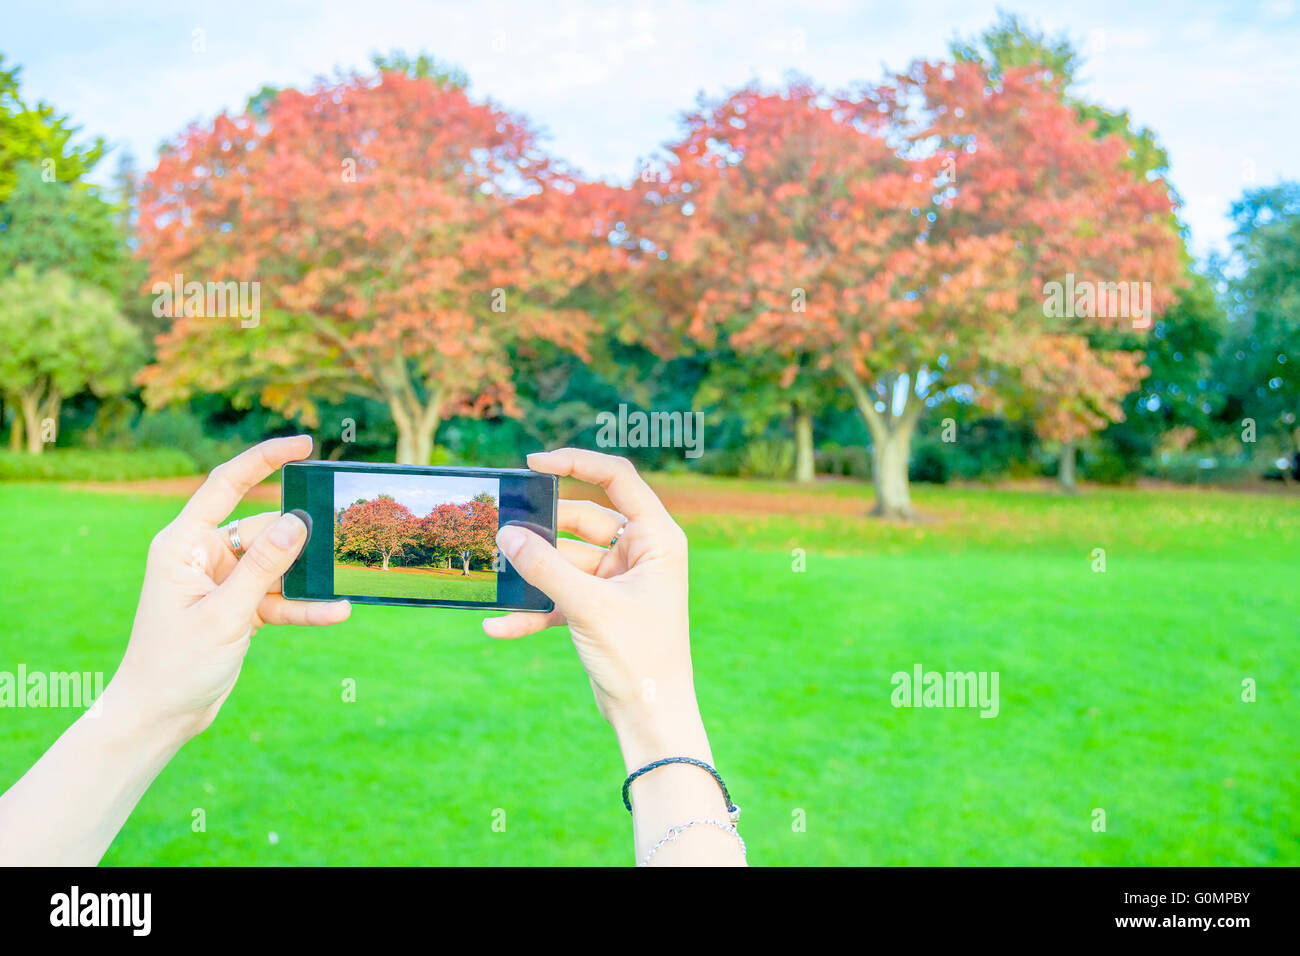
333, 563, 498, 602
0, 477, 1295, 865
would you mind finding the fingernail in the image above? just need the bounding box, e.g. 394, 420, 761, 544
497, 525, 526, 560
270, 512, 306, 548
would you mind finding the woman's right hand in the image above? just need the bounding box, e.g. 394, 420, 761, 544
488, 448, 744, 865
484, 449, 704, 768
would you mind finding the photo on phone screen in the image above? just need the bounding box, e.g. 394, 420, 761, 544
281, 461, 556, 611
333, 471, 501, 602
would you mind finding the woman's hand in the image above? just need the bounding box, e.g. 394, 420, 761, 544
0, 436, 351, 865
485, 448, 694, 744
485, 449, 744, 865
106, 435, 350, 742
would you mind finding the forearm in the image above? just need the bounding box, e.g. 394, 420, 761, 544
0, 682, 186, 866
610, 695, 746, 866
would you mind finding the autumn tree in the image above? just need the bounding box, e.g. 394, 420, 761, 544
420, 492, 498, 574
952, 13, 1191, 488
336, 495, 417, 570
1013, 338, 1148, 490
136, 65, 612, 464
635, 80, 1009, 515
641, 65, 1179, 516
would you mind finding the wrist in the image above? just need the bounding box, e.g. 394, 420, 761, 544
608, 692, 712, 774
95, 679, 199, 755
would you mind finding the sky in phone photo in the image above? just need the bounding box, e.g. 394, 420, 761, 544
4, 0, 1298, 259
333, 472, 499, 517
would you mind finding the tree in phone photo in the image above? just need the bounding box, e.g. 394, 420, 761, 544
334, 494, 417, 571
418, 492, 499, 575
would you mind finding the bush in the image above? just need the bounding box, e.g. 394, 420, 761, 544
737, 438, 794, 479
0, 448, 199, 481
1150, 451, 1263, 486
816, 442, 871, 479
1082, 446, 1137, 486
909, 441, 951, 484
132, 409, 246, 473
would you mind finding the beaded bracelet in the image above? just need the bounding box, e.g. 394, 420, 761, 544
622, 756, 740, 823
638, 818, 747, 867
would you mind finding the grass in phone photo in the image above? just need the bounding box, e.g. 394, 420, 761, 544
332, 472, 500, 603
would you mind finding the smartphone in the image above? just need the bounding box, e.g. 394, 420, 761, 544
281, 460, 557, 612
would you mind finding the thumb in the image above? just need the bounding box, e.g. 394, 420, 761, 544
212, 511, 309, 618
497, 524, 590, 607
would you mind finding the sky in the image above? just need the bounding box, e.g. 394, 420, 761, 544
334, 472, 498, 516
5, 0, 1298, 259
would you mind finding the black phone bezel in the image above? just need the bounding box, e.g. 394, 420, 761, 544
281, 460, 557, 612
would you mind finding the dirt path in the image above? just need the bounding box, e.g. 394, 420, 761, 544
72, 476, 283, 503
69, 475, 873, 517
66, 472, 1297, 518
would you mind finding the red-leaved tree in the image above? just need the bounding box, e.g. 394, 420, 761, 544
634, 63, 1181, 516
419, 492, 498, 574
136, 68, 614, 463
335, 495, 417, 570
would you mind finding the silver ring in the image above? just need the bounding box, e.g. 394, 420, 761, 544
226, 520, 245, 558
609, 523, 627, 548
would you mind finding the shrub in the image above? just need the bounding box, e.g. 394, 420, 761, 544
1082, 446, 1137, 486
132, 409, 246, 473
909, 441, 951, 484
691, 447, 741, 476
816, 442, 871, 479
737, 438, 794, 479
1150, 451, 1263, 486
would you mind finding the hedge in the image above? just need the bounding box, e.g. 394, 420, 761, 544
0, 448, 200, 481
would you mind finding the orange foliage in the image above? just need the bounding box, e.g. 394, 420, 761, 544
136, 70, 617, 433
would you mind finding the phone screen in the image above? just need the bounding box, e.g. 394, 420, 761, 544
281, 461, 556, 611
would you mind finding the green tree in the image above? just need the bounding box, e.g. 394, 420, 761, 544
0, 54, 105, 201
1101, 271, 1225, 470
1214, 183, 1300, 455
0, 266, 141, 453
0, 162, 127, 293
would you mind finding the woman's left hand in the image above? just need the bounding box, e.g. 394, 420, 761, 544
106, 435, 350, 741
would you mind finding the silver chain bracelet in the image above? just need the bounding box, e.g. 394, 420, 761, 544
637, 818, 747, 867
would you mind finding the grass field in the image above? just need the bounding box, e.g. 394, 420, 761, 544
0, 476, 1296, 865
333, 564, 498, 602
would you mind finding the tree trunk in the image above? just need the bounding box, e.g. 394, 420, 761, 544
460, 552, 471, 576
382, 553, 390, 571
20, 392, 43, 455
838, 364, 922, 520
8, 403, 22, 452
383, 362, 442, 465
392, 408, 439, 465
793, 408, 815, 484
1058, 441, 1078, 493
870, 421, 916, 519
